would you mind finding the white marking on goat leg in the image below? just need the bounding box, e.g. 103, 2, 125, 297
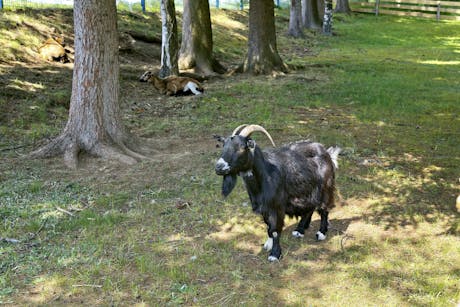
268, 256, 280, 262
240, 170, 253, 178
263, 237, 273, 251
272, 232, 278, 238
216, 158, 230, 171
316, 231, 327, 241
292, 230, 304, 238
184, 81, 202, 95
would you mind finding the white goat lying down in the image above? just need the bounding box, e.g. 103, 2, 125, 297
214, 124, 341, 262
139, 71, 203, 96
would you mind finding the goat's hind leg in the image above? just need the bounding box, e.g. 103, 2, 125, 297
184, 81, 202, 95
316, 208, 329, 241
292, 209, 314, 238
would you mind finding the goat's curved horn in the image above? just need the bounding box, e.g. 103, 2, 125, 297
232, 124, 249, 136
239, 125, 276, 147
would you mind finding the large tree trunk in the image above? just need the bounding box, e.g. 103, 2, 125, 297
159, 0, 179, 78
301, 0, 323, 29
30, 0, 145, 168
335, 0, 351, 14
288, 0, 304, 37
178, 0, 226, 76
240, 0, 288, 74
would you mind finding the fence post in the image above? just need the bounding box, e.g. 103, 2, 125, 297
141, 0, 145, 12
216, 0, 219, 8
0, 0, 3, 10
276, 0, 280, 7
436, 1, 440, 21
375, 0, 380, 16
240, 0, 243, 10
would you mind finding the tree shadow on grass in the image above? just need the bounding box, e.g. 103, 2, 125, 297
283, 216, 359, 247
198, 215, 360, 303
0, 64, 73, 136
356, 162, 460, 235
293, 105, 460, 236
325, 233, 460, 306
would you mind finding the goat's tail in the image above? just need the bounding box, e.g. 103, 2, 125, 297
327, 146, 342, 170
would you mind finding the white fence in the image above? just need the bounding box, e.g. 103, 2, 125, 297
351, 0, 460, 20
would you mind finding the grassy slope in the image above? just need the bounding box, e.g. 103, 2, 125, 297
1, 9, 459, 306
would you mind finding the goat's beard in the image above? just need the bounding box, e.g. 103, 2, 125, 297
222, 174, 237, 197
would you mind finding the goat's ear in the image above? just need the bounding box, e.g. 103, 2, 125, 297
247, 139, 256, 149
213, 135, 225, 143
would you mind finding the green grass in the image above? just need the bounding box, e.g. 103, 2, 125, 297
316, 15, 459, 121
1, 8, 460, 306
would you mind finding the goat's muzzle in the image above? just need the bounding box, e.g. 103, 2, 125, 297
215, 158, 231, 176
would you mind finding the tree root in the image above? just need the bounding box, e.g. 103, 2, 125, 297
63, 141, 79, 169
29, 134, 68, 158
92, 144, 138, 166
118, 142, 151, 162
234, 61, 290, 75
30, 132, 149, 169
178, 54, 227, 78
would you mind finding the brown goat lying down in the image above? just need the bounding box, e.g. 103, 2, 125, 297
38, 36, 74, 63
139, 71, 204, 96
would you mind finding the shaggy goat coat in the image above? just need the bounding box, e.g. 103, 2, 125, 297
215, 128, 340, 262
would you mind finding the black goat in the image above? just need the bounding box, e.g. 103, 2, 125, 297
214, 124, 341, 262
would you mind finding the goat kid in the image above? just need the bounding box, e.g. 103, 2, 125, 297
139, 71, 203, 96
215, 124, 341, 262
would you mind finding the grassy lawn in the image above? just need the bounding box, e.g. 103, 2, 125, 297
1, 8, 459, 306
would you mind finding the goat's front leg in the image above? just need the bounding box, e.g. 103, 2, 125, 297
264, 210, 284, 262
263, 215, 273, 251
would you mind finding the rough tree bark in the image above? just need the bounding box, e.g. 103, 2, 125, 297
334, 0, 351, 14
322, 0, 333, 35
302, 0, 324, 29
178, 0, 226, 76
288, 0, 304, 37
30, 0, 145, 168
239, 0, 288, 74
159, 0, 179, 78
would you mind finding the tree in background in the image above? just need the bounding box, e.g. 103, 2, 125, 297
240, 0, 288, 74
159, 0, 179, 77
288, 0, 304, 37
302, 0, 324, 29
322, 0, 333, 35
31, 0, 145, 168
334, 0, 351, 14
179, 0, 226, 76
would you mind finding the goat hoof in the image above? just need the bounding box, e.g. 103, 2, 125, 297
292, 230, 304, 238
316, 231, 326, 241
268, 255, 280, 262
263, 237, 273, 251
